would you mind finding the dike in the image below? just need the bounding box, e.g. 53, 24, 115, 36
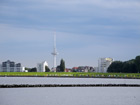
0, 84, 140, 88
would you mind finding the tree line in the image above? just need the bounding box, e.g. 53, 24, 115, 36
107, 55, 140, 73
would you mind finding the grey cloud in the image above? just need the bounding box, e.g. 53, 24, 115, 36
0, 0, 140, 37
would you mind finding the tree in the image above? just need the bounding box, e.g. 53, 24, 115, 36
56, 65, 60, 72
24, 67, 37, 72
25, 67, 30, 70
29, 67, 37, 72
135, 56, 140, 73
107, 61, 123, 73
45, 66, 50, 72
123, 59, 137, 73
60, 59, 65, 72
122, 62, 130, 73
107, 57, 138, 73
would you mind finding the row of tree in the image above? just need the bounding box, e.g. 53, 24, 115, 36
107, 55, 140, 73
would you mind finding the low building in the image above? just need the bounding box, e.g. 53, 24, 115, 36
0, 60, 24, 72
72, 67, 78, 72
72, 66, 94, 72
37, 61, 48, 72
98, 58, 113, 73
65, 68, 72, 72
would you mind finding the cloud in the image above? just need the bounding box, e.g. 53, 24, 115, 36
0, 0, 140, 67
0, 24, 53, 42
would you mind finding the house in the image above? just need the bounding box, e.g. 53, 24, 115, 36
65, 68, 72, 72
72, 66, 94, 72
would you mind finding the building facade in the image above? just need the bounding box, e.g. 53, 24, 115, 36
94, 67, 99, 72
0, 60, 24, 72
98, 58, 113, 73
37, 61, 48, 72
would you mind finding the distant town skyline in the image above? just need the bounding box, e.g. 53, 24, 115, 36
0, 0, 140, 68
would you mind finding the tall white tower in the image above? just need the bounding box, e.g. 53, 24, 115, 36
51, 32, 58, 72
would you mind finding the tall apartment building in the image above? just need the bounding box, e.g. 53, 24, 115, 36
98, 58, 113, 73
37, 61, 48, 72
0, 60, 25, 72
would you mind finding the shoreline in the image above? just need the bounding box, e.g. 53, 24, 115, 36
0, 75, 140, 79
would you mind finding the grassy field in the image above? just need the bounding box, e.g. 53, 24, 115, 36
0, 72, 140, 78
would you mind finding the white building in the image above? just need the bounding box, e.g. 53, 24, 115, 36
37, 61, 48, 72
0, 60, 25, 72
98, 58, 113, 73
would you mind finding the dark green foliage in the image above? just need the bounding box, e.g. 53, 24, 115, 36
107, 56, 140, 73
122, 62, 128, 73
123, 60, 137, 73
135, 56, 140, 73
28, 67, 37, 72
25, 67, 37, 72
60, 59, 65, 72
45, 66, 50, 72
107, 61, 123, 73
25, 67, 30, 70
56, 66, 60, 72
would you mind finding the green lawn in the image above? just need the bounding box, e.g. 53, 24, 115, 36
0, 72, 140, 78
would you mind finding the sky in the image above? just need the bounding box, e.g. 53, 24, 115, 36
0, 0, 140, 68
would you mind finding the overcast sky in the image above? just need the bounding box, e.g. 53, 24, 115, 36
0, 0, 140, 68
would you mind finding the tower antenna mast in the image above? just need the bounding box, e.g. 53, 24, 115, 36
51, 32, 58, 72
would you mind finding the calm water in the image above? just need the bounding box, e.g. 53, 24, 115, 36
0, 77, 140, 84
0, 77, 140, 105
0, 87, 140, 105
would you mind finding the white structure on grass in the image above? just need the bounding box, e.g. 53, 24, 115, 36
98, 58, 113, 73
37, 61, 48, 72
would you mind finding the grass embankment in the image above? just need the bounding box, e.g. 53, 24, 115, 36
0, 72, 140, 79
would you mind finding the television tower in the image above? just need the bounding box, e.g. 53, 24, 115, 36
51, 32, 58, 72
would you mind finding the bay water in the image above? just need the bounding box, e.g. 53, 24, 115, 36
0, 77, 140, 105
